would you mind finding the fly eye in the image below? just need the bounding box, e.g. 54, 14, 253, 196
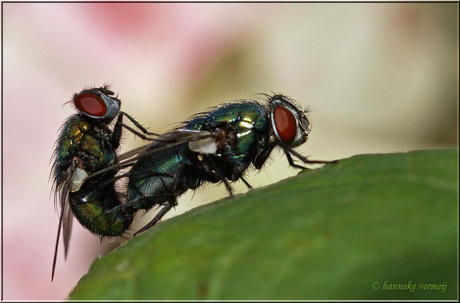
300, 116, 310, 133
74, 93, 107, 117
273, 106, 297, 144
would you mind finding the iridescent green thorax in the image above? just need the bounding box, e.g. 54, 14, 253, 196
54, 115, 116, 184
187, 101, 269, 178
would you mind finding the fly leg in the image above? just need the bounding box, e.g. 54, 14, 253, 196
133, 203, 174, 236
207, 158, 234, 198
112, 111, 165, 149
240, 177, 253, 190
253, 142, 276, 169
284, 147, 338, 167
133, 168, 185, 236
133, 159, 237, 235
119, 111, 160, 135
186, 158, 235, 197
284, 151, 309, 170
222, 178, 234, 197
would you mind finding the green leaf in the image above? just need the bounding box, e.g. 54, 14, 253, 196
70, 148, 458, 300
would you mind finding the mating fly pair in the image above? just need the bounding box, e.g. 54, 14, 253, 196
51, 86, 333, 280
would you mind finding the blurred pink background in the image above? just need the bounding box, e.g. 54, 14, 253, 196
2, 3, 457, 300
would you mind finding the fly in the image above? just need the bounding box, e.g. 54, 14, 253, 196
50, 86, 164, 281
88, 93, 336, 236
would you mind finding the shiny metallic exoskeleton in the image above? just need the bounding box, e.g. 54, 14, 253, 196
52, 90, 334, 280
51, 86, 158, 281
101, 94, 333, 235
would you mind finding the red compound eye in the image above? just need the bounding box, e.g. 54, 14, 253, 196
74, 93, 107, 117
273, 106, 296, 144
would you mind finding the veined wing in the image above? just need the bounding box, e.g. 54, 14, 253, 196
51, 167, 75, 281
82, 129, 224, 184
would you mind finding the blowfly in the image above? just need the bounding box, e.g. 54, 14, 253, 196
90, 93, 335, 236
50, 86, 162, 281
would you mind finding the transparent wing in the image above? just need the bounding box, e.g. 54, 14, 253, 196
51, 167, 74, 281
82, 129, 223, 185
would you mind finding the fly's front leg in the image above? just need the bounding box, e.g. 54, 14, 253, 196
283, 146, 339, 168
120, 111, 160, 136
253, 142, 277, 170
112, 111, 161, 148
205, 157, 234, 198
285, 152, 308, 170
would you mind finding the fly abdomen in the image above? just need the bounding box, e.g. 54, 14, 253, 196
69, 182, 133, 236
126, 146, 193, 211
